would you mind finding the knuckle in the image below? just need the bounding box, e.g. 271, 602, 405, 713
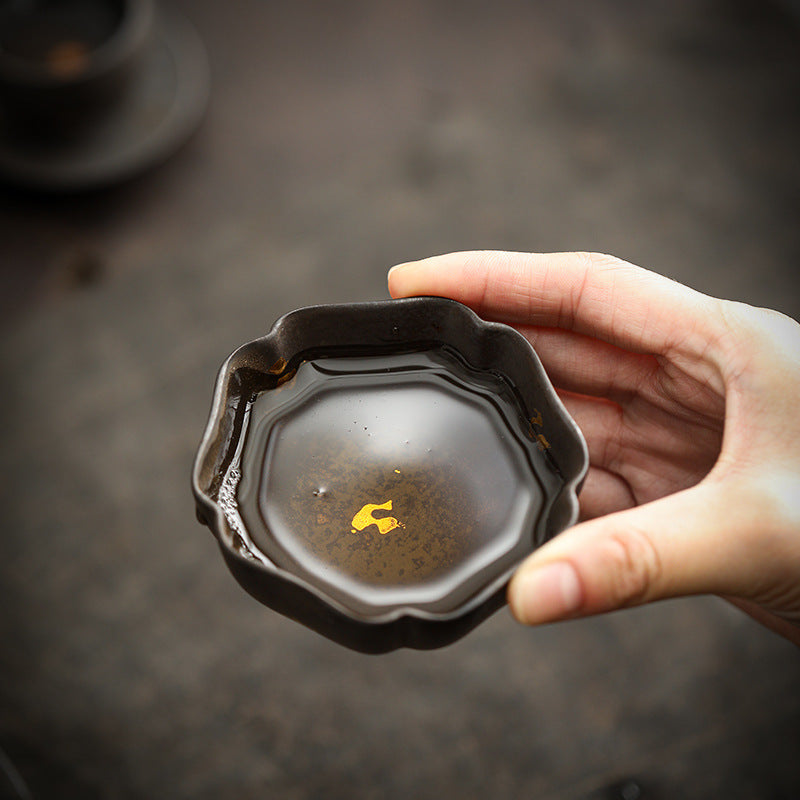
713, 300, 800, 399
574, 251, 631, 277
594, 252, 627, 270
600, 526, 663, 608
756, 472, 800, 539
718, 301, 800, 361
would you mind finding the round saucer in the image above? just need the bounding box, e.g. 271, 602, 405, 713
0, 7, 208, 192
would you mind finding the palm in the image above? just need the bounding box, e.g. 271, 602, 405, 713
521, 332, 727, 520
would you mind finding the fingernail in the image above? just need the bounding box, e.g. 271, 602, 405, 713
510, 562, 583, 625
387, 262, 410, 278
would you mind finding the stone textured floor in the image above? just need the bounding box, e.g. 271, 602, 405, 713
1, 1, 798, 798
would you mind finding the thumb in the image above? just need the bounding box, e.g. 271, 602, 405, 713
507, 481, 764, 625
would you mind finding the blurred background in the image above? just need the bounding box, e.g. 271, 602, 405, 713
1, 1, 798, 798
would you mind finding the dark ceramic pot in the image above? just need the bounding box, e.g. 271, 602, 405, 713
0, 0, 154, 138
0, 0, 208, 191
193, 297, 588, 653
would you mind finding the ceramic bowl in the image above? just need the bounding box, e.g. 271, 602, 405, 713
192, 297, 587, 653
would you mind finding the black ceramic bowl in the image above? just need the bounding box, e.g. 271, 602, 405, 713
193, 297, 587, 653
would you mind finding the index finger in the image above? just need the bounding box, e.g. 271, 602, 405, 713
388, 251, 716, 356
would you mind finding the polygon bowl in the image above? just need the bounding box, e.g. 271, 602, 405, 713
192, 297, 587, 653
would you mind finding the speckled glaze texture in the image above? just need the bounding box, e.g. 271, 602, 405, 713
192, 297, 588, 652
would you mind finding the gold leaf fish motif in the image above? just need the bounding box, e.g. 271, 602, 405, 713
351, 500, 403, 535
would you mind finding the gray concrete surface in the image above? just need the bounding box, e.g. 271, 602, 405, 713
1, 1, 799, 798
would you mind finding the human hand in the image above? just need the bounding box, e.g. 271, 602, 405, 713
388, 251, 800, 645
